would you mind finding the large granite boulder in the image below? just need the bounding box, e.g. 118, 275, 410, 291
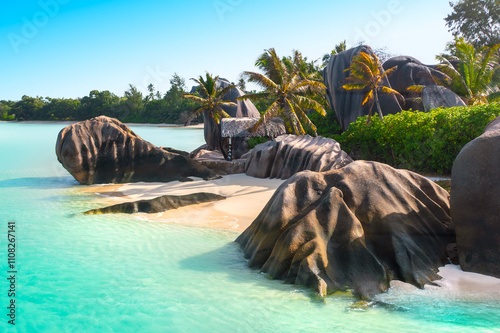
323, 45, 402, 130
56, 116, 219, 184
422, 85, 466, 112
382, 56, 457, 111
202, 78, 261, 156
236, 161, 454, 299
245, 135, 353, 179
451, 116, 500, 278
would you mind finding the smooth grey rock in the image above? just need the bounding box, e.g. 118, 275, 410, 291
245, 135, 353, 179
451, 116, 500, 278
422, 85, 466, 112
84, 192, 226, 214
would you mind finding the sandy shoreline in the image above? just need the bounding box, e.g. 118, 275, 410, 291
81, 173, 500, 299
83, 173, 285, 233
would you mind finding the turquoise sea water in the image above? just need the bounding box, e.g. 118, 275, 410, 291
0, 122, 499, 332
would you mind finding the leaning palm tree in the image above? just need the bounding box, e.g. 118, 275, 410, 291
436, 38, 500, 105
341, 52, 402, 123
182, 72, 236, 159
239, 48, 326, 135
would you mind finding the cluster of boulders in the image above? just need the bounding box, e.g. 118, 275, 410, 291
57, 110, 499, 300
324, 46, 466, 130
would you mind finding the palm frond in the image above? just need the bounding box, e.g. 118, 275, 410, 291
251, 100, 280, 132
182, 94, 206, 104
184, 105, 208, 125
293, 95, 326, 116
361, 90, 373, 106
236, 92, 271, 101
342, 82, 367, 90
379, 86, 404, 101
242, 71, 279, 92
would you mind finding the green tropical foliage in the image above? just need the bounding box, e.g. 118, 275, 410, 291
239, 48, 326, 135
437, 38, 500, 105
337, 103, 500, 174
341, 52, 402, 123
182, 72, 236, 125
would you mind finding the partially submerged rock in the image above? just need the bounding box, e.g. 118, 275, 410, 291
451, 116, 500, 278
84, 192, 225, 214
236, 161, 454, 299
245, 135, 353, 179
56, 116, 219, 184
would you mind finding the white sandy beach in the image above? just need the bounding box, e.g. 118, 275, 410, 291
83, 173, 500, 299
84, 173, 285, 233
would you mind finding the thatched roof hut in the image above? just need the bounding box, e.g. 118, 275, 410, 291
221, 117, 286, 139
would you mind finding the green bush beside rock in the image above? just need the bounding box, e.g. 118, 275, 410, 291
336, 103, 500, 174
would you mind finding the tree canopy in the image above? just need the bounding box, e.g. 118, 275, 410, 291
445, 0, 500, 48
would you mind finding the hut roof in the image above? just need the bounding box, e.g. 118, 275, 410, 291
221, 117, 286, 138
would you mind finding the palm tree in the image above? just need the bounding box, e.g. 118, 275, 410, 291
322, 40, 347, 68
239, 48, 326, 135
341, 52, 402, 123
182, 72, 236, 159
436, 38, 500, 105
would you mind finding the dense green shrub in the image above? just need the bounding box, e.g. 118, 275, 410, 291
336, 103, 500, 174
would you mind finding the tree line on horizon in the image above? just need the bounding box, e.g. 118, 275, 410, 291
2, 0, 499, 133
0, 74, 202, 124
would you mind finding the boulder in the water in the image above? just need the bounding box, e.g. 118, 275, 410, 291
56, 116, 219, 184
84, 192, 226, 214
236, 161, 454, 299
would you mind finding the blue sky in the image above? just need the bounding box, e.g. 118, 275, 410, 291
0, 0, 454, 101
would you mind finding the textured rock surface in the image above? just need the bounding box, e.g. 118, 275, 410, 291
56, 116, 219, 184
236, 161, 454, 299
84, 192, 225, 214
382, 56, 449, 111
323, 45, 402, 130
245, 135, 353, 179
451, 116, 500, 278
422, 85, 466, 112
191, 148, 246, 175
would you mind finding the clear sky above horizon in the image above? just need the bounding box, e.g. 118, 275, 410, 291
0, 0, 454, 101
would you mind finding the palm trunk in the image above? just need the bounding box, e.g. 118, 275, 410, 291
374, 89, 384, 121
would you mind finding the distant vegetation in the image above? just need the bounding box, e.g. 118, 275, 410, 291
0, 74, 201, 124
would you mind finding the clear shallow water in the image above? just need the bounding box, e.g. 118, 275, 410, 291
0, 122, 499, 332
